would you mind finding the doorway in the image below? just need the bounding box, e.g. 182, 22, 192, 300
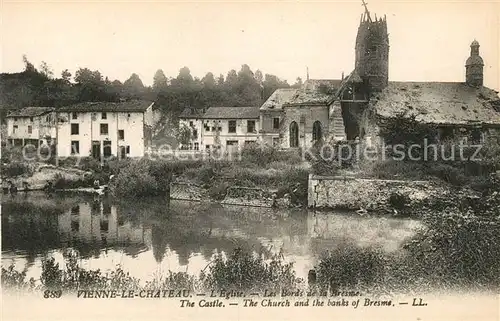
119, 146, 127, 160
103, 141, 112, 158
289, 121, 299, 148
92, 141, 101, 160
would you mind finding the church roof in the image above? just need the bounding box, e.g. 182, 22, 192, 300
286, 79, 342, 106
372, 82, 500, 126
260, 88, 297, 110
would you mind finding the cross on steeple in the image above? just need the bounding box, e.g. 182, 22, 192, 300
361, 0, 372, 22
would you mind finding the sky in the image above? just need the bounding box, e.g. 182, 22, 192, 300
1, 0, 499, 90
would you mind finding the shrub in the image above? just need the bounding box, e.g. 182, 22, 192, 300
307, 140, 356, 175
239, 143, 301, 168
403, 212, 500, 289
316, 245, 386, 293
208, 182, 229, 200
379, 112, 438, 150
110, 160, 160, 197
1, 162, 32, 177
203, 248, 300, 292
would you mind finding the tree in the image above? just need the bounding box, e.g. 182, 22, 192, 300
39, 61, 53, 79
177, 124, 192, 146
22, 55, 36, 73
61, 69, 72, 82
292, 77, 303, 88
216, 74, 224, 86
123, 73, 145, 100
202, 72, 216, 89
75, 68, 103, 85
153, 69, 168, 92
173, 67, 193, 87
74, 68, 107, 101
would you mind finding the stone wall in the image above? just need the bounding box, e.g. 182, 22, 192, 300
170, 182, 290, 208
308, 174, 445, 210
170, 182, 208, 202
281, 105, 329, 149
221, 186, 275, 207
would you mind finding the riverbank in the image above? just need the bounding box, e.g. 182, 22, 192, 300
2, 177, 500, 296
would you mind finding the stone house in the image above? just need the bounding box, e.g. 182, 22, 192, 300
5, 107, 56, 147
178, 106, 261, 152
259, 80, 347, 149
178, 107, 205, 150
205, 106, 260, 152
56, 100, 154, 159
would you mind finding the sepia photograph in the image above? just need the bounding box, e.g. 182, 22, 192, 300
1, 0, 499, 320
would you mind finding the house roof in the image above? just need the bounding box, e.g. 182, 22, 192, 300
6, 107, 55, 118
58, 100, 153, 113
260, 80, 343, 110
285, 79, 342, 106
202, 106, 260, 119
179, 108, 205, 119
260, 88, 298, 110
372, 82, 500, 126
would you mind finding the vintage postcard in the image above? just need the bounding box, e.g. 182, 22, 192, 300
1, 0, 499, 320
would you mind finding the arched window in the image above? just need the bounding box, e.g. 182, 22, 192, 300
289, 121, 299, 148
312, 121, 322, 141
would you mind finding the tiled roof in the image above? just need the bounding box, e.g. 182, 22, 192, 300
179, 108, 205, 119
6, 107, 55, 117
202, 106, 260, 119
373, 82, 500, 125
286, 79, 342, 106
260, 88, 298, 110
58, 100, 153, 113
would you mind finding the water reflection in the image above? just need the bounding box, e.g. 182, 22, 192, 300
1, 193, 421, 280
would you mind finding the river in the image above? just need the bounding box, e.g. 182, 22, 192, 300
1, 192, 421, 284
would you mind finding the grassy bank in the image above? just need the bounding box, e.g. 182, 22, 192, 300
107, 145, 310, 205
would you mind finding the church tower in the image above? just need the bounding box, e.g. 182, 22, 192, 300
354, 1, 389, 92
465, 40, 484, 87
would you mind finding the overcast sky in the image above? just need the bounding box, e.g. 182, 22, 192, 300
1, 0, 499, 90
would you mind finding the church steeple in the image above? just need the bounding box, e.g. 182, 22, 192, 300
355, 0, 389, 92
465, 39, 484, 87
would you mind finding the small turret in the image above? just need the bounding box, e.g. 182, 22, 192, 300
465, 39, 484, 87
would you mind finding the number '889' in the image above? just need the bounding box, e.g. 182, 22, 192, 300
43, 290, 62, 298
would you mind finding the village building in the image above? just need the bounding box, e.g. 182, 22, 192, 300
259, 80, 347, 149
179, 106, 261, 152
55, 100, 154, 159
5, 107, 56, 147
178, 107, 205, 150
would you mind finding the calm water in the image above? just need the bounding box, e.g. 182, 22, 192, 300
1, 192, 421, 283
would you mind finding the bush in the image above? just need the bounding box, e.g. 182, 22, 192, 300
307, 140, 355, 175
239, 143, 301, 167
1, 162, 32, 178
208, 182, 229, 200
316, 245, 386, 293
403, 213, 500, 289
203, 248, 300, 292
110, 160, 160, 197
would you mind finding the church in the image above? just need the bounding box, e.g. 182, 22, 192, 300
260, 3, 500, 149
